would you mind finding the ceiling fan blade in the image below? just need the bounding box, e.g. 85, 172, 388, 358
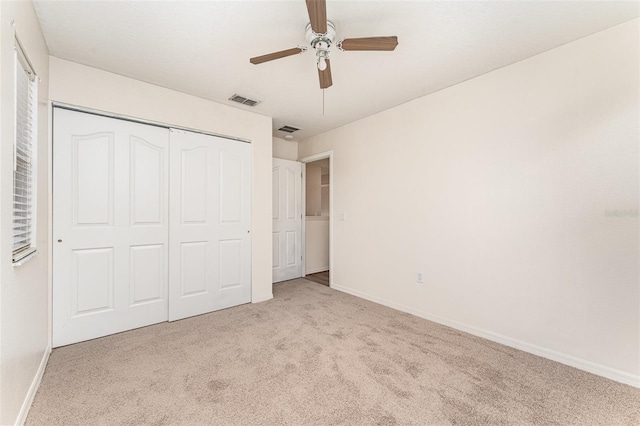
318, 59, 332, 89
250, 47, 304, 65
340, 36, 398, 51
306, 0, 327, 34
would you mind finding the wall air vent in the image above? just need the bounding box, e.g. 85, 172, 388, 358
229, 94, 260, 107
278, 125, 300, 133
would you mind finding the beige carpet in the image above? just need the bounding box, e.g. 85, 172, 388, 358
28, 279, 639, 425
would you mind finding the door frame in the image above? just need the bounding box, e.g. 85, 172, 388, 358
49, 103, 254, 345
299, 151, 333, 288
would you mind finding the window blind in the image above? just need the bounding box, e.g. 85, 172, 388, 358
12, 45, 37, 262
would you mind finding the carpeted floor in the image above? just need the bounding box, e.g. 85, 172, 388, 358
28, 279, 639, 425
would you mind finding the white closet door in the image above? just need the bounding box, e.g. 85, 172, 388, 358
53, 109, 169, 347
272, 158, 302, 283
168, 129, 252, 321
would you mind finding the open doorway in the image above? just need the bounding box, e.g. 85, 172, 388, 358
301, 152, 332, 287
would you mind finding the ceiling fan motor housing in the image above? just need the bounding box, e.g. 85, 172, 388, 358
306, 20, 336, 51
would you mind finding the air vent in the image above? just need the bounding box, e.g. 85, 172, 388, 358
278, 125, 300, 133
229, 94, 260, 107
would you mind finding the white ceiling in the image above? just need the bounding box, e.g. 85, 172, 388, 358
33, 1, 639, 141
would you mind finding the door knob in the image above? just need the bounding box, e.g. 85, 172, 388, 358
57, 239, 62, 243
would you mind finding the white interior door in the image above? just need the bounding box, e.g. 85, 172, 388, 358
272, 158, 302, 283
53, 108, 169, 347
168, 129, 252, 321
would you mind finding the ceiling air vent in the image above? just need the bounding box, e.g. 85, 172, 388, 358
229, 94, 260, 107
278, 125, 300, 133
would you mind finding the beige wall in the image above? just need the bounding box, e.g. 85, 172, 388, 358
305, 217, 329, 274
305, 162, 322, 217
305, 159, 329, 217
48, 57, 274, 304
0, 1, 51, 424
299, 20, 640, 385
304, 160, 330, 274
272, 136, 298, 161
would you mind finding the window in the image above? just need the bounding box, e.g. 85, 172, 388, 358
12, 40, 38, 263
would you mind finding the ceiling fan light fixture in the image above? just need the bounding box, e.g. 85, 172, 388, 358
315, 44, 330, 71
317, 56, 327, 71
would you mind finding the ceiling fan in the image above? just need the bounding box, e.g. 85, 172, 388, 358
249, 0, 398, 89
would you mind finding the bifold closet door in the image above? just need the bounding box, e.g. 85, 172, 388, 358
53, 109, 170, 347
168, 129, 252, 321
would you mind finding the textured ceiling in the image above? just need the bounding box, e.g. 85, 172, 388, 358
33, 1, 639, 141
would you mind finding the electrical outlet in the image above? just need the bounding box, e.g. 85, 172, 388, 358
416, 272, 424, 284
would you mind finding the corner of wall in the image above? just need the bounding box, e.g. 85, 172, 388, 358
272, 136, 299, 161
0, 1, 51, 424
298, 20, 640, 384
15, 346, 51, 425
252, 293, 274, 304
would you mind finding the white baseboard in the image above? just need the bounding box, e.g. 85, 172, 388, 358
331, 283, 640, 388
305, 267, 329, 275
16, 346, 51, 425
252, 293, 273, 304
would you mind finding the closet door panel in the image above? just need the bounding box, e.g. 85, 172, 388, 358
218, 138, 252, 307
169, 130, 251, 321
131, 136, 164, 225
53, 109, 169, 347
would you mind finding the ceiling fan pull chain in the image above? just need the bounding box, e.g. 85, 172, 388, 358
323, 89, 325, 116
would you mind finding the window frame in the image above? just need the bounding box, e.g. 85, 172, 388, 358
12, 38, 38, 264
